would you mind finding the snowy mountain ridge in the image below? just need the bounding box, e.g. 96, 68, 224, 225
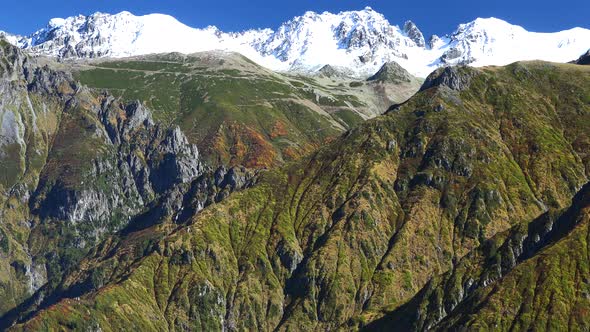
4, 7, 590, 77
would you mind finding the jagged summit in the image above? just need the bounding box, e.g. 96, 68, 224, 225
5, 10, 590, 77
403, 20, 426, 48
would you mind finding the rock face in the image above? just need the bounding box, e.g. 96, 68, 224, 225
0, 40, 257, 320
24, 88, 258, 288
0, 38, 80, 316
403, 20, 426, 48
29, 95, 205, 229
576, 49, 590, 65
420, 66, 477, 91
428, 34, 444, 49
317, 64, 349, 78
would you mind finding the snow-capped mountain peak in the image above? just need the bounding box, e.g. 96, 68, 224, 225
439, 17, 590, 68
0, 31, 21, 45
249, 8, 425, 74
5, 10, 590, 77
47, 17, 67, 28
18, 11, 229, 58
403, 20, 426, 48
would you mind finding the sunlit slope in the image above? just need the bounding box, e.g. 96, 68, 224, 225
12, 61, 590, 331
72, 52, 421, 167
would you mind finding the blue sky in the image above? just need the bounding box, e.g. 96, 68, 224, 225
1, 0, 589, 38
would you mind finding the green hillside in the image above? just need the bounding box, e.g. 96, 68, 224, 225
367, 181, 590, 331
8, 60, 590, 331
71, 52, 421, 168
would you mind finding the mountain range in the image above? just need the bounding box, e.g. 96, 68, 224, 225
1, 6, 590, 331
1, 36, 589, 329
1, 7, 589, 77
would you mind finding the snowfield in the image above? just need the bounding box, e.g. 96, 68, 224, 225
4, 7, 590, 77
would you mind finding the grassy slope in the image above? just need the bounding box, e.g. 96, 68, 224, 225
71, 52, 421, 168
12, 61, 590, 330
0, 46, 419, 321
442, 200, 590, 331
367, 182, 590, 331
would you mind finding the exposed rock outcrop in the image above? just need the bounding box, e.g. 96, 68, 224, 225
576, 49, 590, 65
0, 40, 259, 322
403, 20, 426, 48
30, 94, 204, 234
420, 66, 477, 91
317, 64, 339, 78
367, 61, 413, 83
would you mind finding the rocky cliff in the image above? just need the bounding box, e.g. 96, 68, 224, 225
0, 39, 257, 321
